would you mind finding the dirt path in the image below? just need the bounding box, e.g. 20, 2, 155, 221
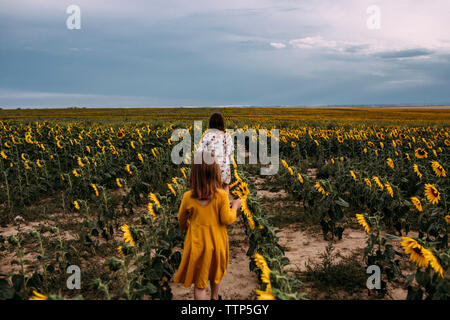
169, 218, 258, 300
277, 226, 367, 272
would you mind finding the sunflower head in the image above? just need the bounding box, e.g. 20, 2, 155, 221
255, 289, 276, 300
424, 184, 440, 205
410, 197, 423, 212
413, 164, 423, 179
121, 224, 136, 246
415, 148, 428, 159
400, 237, 429, 268
386, 158, 394, 169
29, 290, 48, 300
431, 161, 446, 177
355, 214, 370, 234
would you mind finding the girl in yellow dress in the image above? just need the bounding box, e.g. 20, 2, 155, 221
173, 151, 241, 300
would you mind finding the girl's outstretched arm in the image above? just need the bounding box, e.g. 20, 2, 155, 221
219, 192, 238, 226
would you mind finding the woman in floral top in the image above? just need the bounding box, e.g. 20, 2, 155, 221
198, 113, 234, 194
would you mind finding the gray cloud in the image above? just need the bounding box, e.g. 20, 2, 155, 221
374, 49, 435, 59
0, 0, 450, 107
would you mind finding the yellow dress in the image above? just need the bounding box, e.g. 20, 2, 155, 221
173, 189, 237, 289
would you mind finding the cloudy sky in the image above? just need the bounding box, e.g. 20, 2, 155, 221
1, 0, 450, 108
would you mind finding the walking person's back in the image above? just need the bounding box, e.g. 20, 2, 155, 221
173, 151, 241, 300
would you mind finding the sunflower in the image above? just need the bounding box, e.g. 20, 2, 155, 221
116, 130, 125, 139
424, 184, 440, 205
413, 164, 423, 179
137, 153, 144, 163
117, 246, 125, 257
415, 148, 428, 159
130, 141, 136, 149
281, 160, 288, 168
73, 200, 80, 210
110, 144, 118, 155
149, 193, 161, 208
147, 202, 156, 220
445, 215, 450, 224
337, 135, 344, 143
297, 173, 304, 184
121, 224, 135, 246
77, 157, 84, 167
1, 150, 7, 159
116, 178, 123, 188
291, 141, 296, 148
427, 252, 444, 278
180, 167, 187, 179
368, 141, 375, 148
314, 181, 326, 195
355, 214, 370, 233
255, 289, 276, 300
253, 253, 272, 287
349, 170, 357, 181
36, 159, 44, 168
29, 290, 48, 300
386, 158, 394, 169
445, 139, 450, 146
232, 156, 237, 169
410, 197, 423, 212
288, 167, 294, 175
431, 161, 446, 177
385, 182, 394, 198
380, 142, 384, 149
364, 178, 372, 188
372, 176, 384, 190
91, 183, 99, 197
24, 160, 32, 170
400, 237, 429, 268
167, 183, 176, 196
125, 164, 133, 175
405, 153, 411, 161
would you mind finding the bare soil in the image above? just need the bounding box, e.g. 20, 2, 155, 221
170, 218, 258, 300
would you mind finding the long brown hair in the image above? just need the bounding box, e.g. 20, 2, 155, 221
189, 151, 222, 199
209, 112, 225, 132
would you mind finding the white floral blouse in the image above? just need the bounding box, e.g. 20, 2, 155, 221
198, 128, 234, 184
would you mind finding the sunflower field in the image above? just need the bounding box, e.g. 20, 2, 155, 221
0, 108, 449, 300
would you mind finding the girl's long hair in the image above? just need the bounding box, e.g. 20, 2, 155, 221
189, 151, 222, 199
209, 112, 225, 132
